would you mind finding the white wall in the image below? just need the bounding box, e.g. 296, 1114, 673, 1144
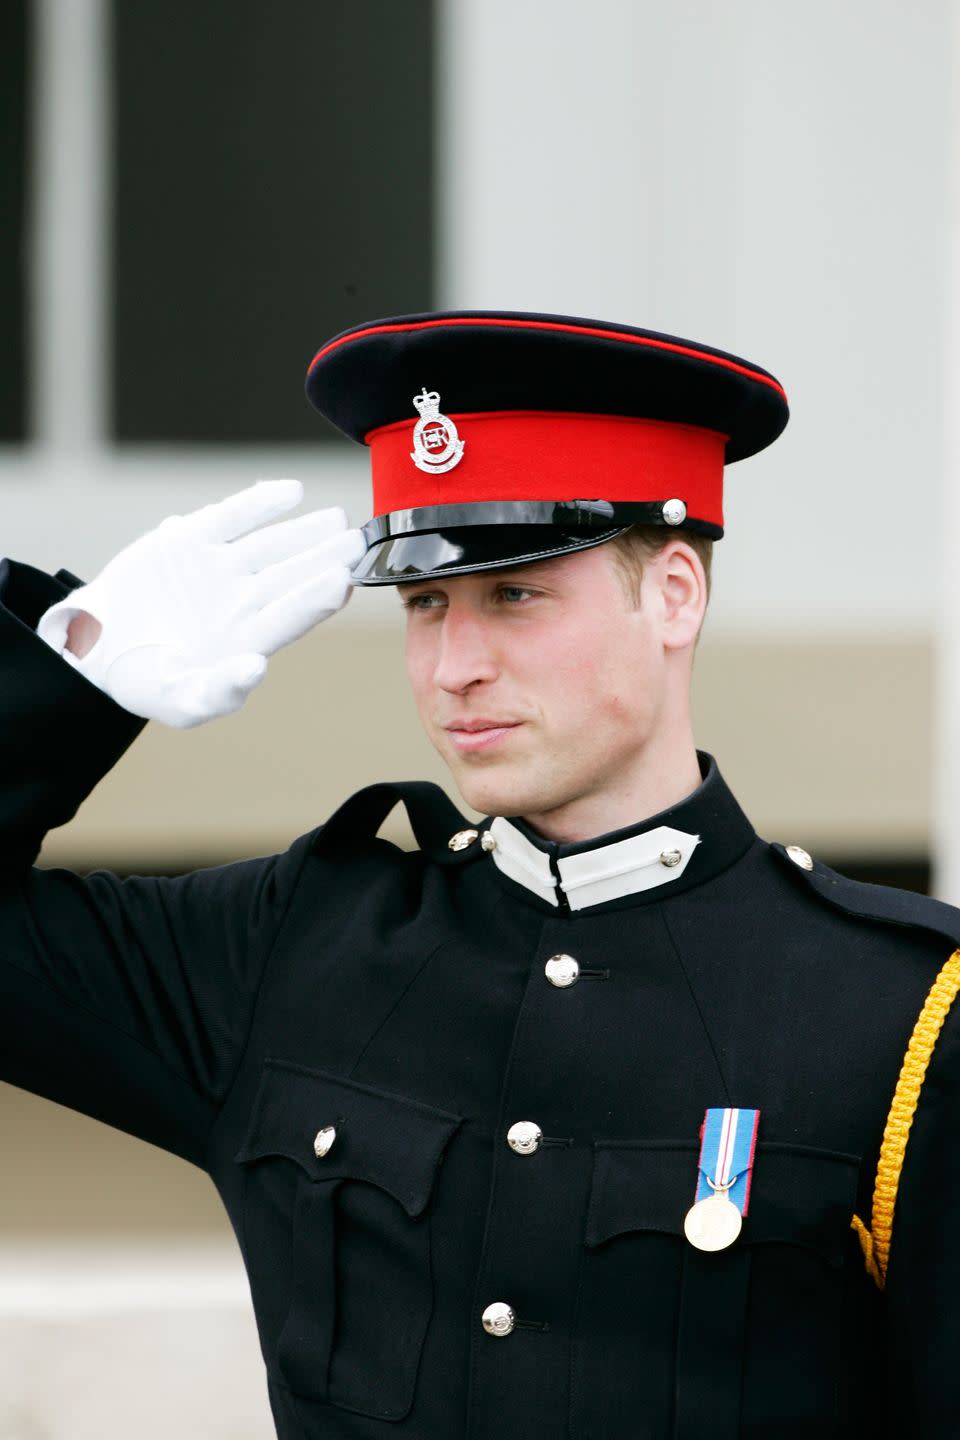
2, 1, 951, 645
440, 0, 951, 639
0, 1243, 272, 1439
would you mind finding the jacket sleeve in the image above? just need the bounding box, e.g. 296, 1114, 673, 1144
0, 559, 315, 1167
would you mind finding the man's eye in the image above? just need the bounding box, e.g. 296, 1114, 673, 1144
499, 585, 536, 603
401, 592, 446, 611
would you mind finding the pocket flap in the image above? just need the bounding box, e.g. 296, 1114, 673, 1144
586, 1140, 860, 1264
236, 1059, 463, 1217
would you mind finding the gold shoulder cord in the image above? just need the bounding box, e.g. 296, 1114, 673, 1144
851, 948, 960, 1289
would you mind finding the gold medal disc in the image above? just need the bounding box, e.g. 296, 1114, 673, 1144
683, 1192, 743, 1252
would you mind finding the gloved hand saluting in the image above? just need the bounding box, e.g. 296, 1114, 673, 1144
37, 480, 366, 728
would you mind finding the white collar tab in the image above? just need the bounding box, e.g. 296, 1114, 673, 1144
487, 816, 701, 910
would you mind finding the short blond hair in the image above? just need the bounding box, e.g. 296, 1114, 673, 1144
607, 525, 714, 609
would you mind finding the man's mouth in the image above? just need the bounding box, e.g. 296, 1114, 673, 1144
443, 719, 522, 753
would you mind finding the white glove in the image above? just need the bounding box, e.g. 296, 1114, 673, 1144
37, 480, 366, 728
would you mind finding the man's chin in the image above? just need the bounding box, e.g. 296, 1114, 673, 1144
444, 759, 529, 819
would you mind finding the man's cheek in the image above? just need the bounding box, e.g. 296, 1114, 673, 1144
405, 658, 434, 719
544, 642, 593, 690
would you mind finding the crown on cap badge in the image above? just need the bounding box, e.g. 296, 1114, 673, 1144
410, 387, 465, 474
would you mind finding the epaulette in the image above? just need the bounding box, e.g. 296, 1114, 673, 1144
313, 780, 486, 867
771, 841, 960, 1290
770, 841, 960, 949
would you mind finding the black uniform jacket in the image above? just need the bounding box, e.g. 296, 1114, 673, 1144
2, 558, 960, 1440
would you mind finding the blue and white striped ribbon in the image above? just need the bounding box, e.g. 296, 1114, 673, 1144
693, 1107, 760, 1215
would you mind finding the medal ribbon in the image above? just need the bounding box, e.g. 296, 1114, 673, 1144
694, 1107, 760, 1215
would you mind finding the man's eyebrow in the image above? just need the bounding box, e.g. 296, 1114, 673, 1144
395, 564, 559, 595
496, 563, 566, 583
395, 581, 445, 603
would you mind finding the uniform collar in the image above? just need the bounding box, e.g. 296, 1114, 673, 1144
486, 754, 755, 911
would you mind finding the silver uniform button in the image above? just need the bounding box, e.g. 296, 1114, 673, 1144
662, 498, 687, 526
507, 1121, 543, 1155
481, 1301, 516, 1337
786, 844, 814, 871
313, 1125, 337, 1158
544, 953, 580, 988
448, 828, 479, 852
659, 847, 683, 868
480, 830, 497, 852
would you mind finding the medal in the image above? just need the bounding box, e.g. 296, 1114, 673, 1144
684, 1186, 743, 1252
685, 1106, 760, 1253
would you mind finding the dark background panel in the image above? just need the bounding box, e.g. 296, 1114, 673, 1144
823, 857, 930, 896
103, 855, 933, 896
0, 0, 29, 443
111, 0, 434, 443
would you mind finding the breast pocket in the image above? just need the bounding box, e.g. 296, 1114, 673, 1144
235, 1059, 462, 1421
573, 1140, 861, 1440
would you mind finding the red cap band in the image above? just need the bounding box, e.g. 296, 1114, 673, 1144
365, 409, 728, 528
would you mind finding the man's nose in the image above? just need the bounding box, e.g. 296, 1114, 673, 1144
432, 608, 499, 693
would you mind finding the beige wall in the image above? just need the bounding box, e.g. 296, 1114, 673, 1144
40, 629, 932, 874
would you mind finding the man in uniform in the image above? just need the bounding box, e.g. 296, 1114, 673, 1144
2, 310, 959, 1438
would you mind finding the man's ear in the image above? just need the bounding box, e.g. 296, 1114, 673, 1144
658, 541, 708, 651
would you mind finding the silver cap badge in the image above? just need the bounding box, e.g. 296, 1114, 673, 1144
411, 388, 465, 474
